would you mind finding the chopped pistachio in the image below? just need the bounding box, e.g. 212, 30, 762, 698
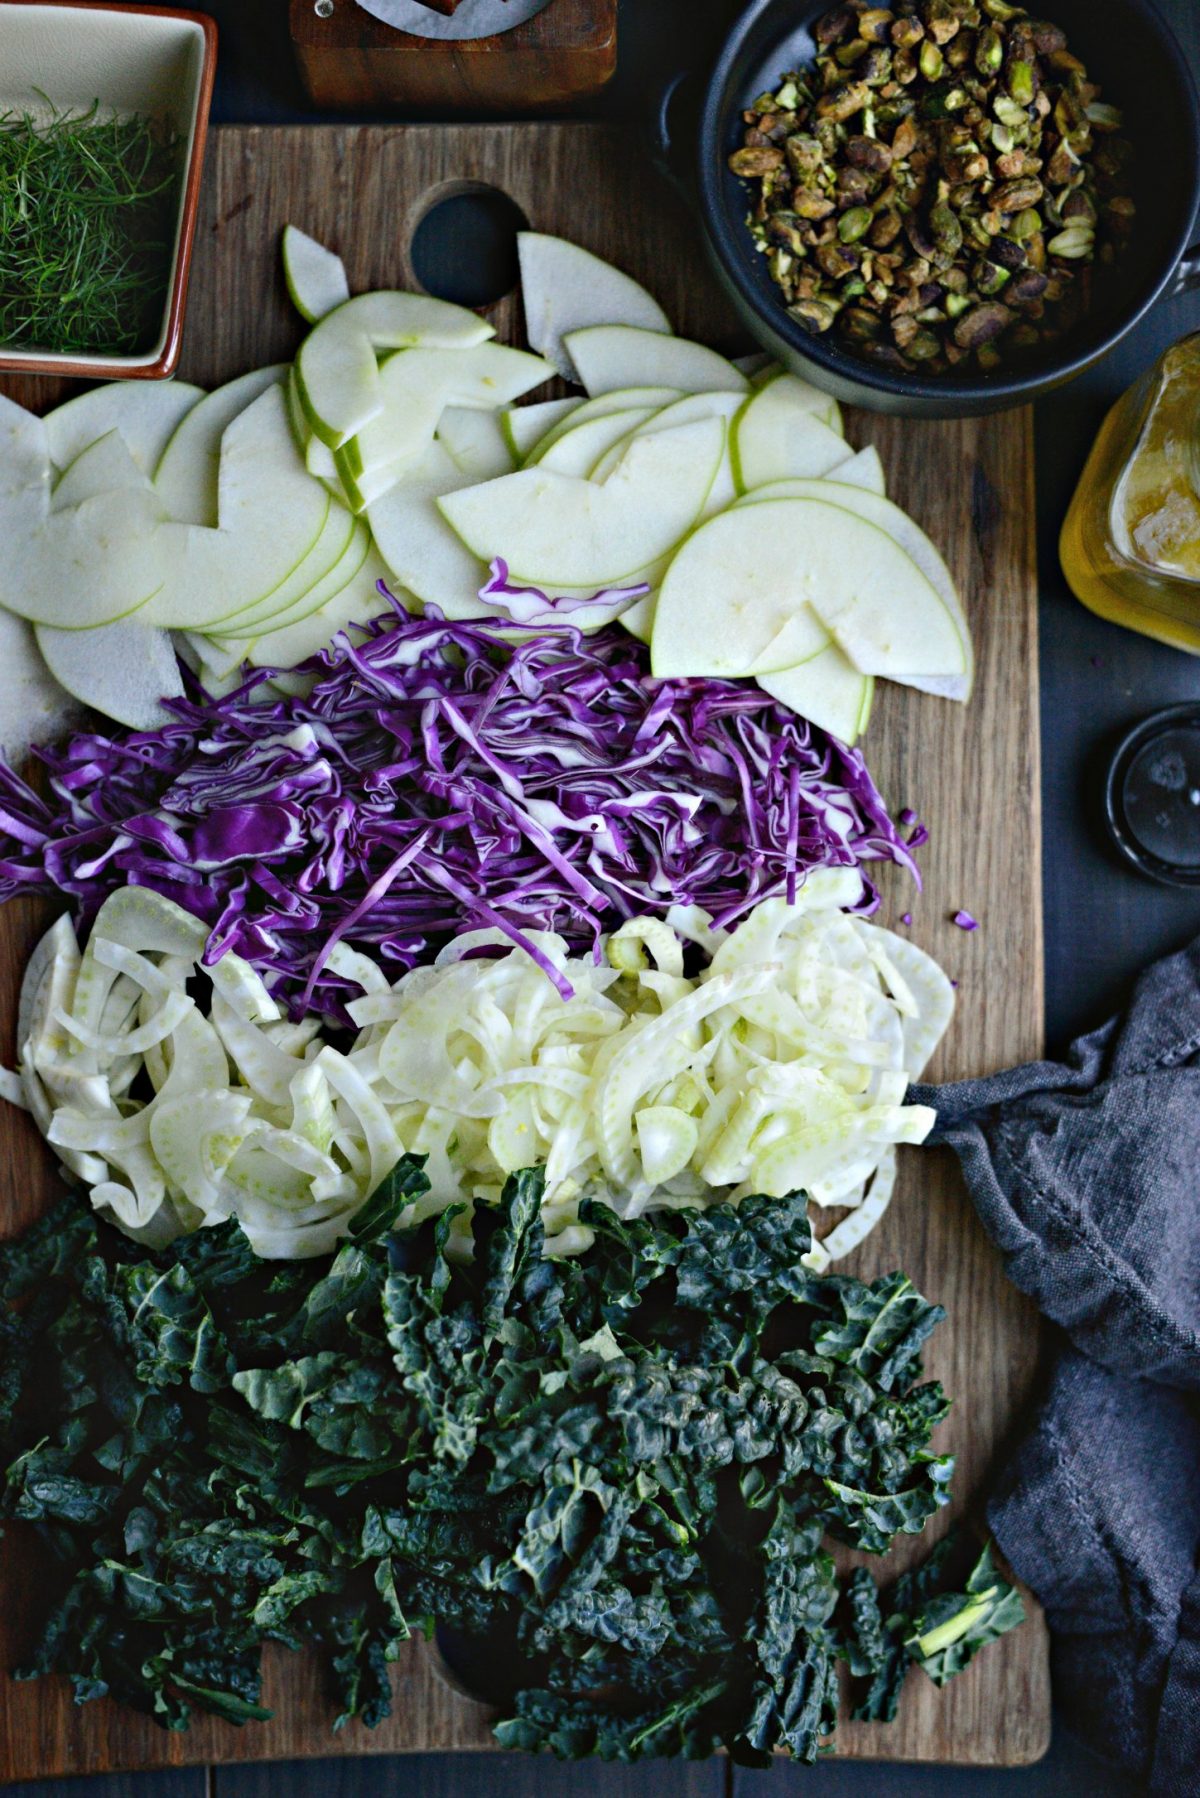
907, 327, 943, 358
953, 299, 1013, 346
1046, 224, 1094, 257
930, 200, 964, 257
976, 27, 1004, 72
859, 9, 895, 43
919, 39, 945, 79
922, 84, 970, 117
993, 93, 1030, 127
727, 0, 1133, 377
728, 145, 786, 178
1007, 58, 1036, 104
975, 258, 1012, 292
994, 174, 1044, 211
1085, 100, 1122, 131
787, 296, 839, 332
838, 205, 876, 242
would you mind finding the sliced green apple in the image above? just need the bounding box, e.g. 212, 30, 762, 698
45, 380, 204, 478
777, 499, 968, 677
208, 495, 359, 635
564, 326, 749, 399
0, 611, 76, 752
247, 549, 391, 669
142, 386, 333, 631
591, 405, 738, 538
537, 407, 661, 477
282, 224, 351, 324
732, 351, 777, 382
705, 448, 738, 521
651, 495, 963, 682
502, 398, 582, 462
732, 378, 854, 491
35, 618, 184, 731
615, 389, 745, 435
438, 416, 726, 589
836, 447, 886, 494
295, 292, 495, 451
368, 439, 491, 619
0, 395, 169, 629
191, 662, 251, 700
285, 365, 311, 449
341, 342, 552, 481
652, 504, 825, 678
52, 430, 153, 509
288, 363, 379, 513
588, 390, 743, 481
741, 446, 886, 498
740, 366, 841, 424
437, 407, 514, 481
620, 592, 657, 644
179, 628, 243, 684
757, 641, 874, 745
217, 519, 373, 642
525, 386, 683, 462
333, 452, 414, 515
0, 485, 168, 628
1, 398, 51, 514
518, 233, 672, 381
733, 477, 971, 697
155, 365, 288, 525
306, 435, 340, 482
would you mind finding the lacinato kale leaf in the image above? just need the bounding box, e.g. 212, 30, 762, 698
846, 1534, 1024, 1722
0, 1163, 1023, 1759
904, 1540, 1026, 1686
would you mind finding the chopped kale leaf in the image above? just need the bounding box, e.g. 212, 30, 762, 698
0, 1162, 1022, 1757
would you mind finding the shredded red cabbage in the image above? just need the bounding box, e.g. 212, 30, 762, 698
0, 592, 924, 1021
477, 557, 649, 625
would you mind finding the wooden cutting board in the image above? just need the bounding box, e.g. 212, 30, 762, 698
0, 124, 1049, 1777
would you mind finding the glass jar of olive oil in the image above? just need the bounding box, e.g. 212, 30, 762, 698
1061, 333, 1200, 653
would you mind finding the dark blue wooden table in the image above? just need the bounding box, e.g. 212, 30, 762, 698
8, 1, 1199, 1791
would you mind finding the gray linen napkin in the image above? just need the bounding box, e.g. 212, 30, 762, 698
910, 934, 1200, 1794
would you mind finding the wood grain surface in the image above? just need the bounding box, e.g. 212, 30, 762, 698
288, 0, 618, 114
0, 123, 1049, 1780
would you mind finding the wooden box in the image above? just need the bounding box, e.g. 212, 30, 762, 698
289, 0, 617, 113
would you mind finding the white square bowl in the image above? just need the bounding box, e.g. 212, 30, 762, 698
0, 1, 217, 379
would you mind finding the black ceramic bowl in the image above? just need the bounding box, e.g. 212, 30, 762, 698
675, 0, 1200, 416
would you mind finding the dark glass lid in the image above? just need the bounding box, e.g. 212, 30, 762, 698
1106, 705, 1200, 886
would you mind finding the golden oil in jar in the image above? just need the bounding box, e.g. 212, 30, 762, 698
1061, 333, 1200, 653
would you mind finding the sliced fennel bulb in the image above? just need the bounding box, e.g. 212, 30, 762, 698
8, 875, 952, 1265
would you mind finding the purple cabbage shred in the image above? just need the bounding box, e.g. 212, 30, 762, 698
477, 558, 650, 625
0, 592, 922, 1022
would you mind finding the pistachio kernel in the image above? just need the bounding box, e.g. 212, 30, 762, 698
838, 205, 876, 242
728, 145, 787, 178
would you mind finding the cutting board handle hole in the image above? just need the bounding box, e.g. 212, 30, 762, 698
429, 1622, 519, 1708
410, 182, 528, 310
